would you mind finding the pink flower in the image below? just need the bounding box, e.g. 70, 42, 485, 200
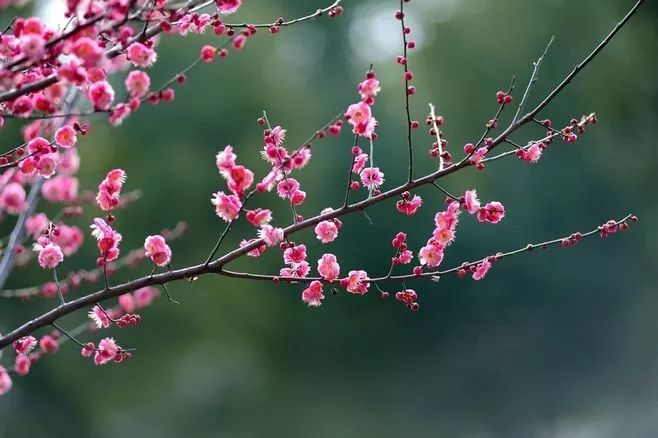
280, 261, 310, 278
315, 220, 338, 243
345, 101, 377, 138
258, 225, 284, 247
119, 293, 136, 313
0, 182, 26, 214
472, 259, 492, 280
276, 178, 300, 199
71, 37, 103, 66
41, 176, 79, 203
96, 168, 126, 211
211, 191, 242, 221
13, 335, 37, 355
317, 254, 340, 282
290, 190, 306, 207
469, 147, 488, 165
94, 337, 120, 365
216, 145, 237, 174
134, 287, 159, 308
477, 201, 505, 224
342, 270, 370, 295
418, 243, 444, 268
396, 194, 422, 216
126, 42, 157, 67
33, 242, 64, 269
216, 0, 242, 14
88, 81, 115, 110
37, 153, 58, 178
54, 125, 77, 148
240, 239, 266, 257
125, 70, 151, 98
245, 208, 272, 227
39, 335, 59, 353
358, 77, 381, 101
351, 152, 369, 174
89, 305, 111, 329
50, 224, 84, 256
81, 342, 95, 358
19, 33, 45, 61
290, 148, 311, 169
434, 202, 461, 230
144, 235, 172, 267
0, 366, 12, 396
518, 143, 543, 163
14, 354, 30, 376
283, 244, 307, 265
232, 34, 247, 51
463, 189, 480, 214
302, 281, 325, 307
90, 218, 122, 263
226, 165, 254, 196
200, 45, 216, 62
11, 95, 33, 116
359, 167, 384, 189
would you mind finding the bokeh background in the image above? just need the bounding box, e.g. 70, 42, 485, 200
1, 0, 657, 436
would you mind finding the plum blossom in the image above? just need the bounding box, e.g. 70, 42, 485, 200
90, 218, 122, 264
41, 176, 78, 203
469, 147, 488, 166
144, 235, 172, 267
54, 126, 77, 148
315, 220, 338, 243
359, 167, 384, 189
88, 81, 115, 110
13, 336, 37, 355
0, 366, 12, 396
259, 225, 284, 247
0, 182, 26, 214
472, 259, 492, 280
345, 101, 377, 138
418, 242, 444, 268
126, 42, 157, 67
342, 270, 370, 295
240, 239, 266, 257
358, 76, 381, 101
302, 281, 325, 307
518, 143, 543, 163
477, 201, 505, 224
19, 33, 45, 61
396, 194, 422, 216
33, 239, 64, 269
51, 224, 84, 256
88, 305, 111, 329
96, 169, 126, 211
125, 70, 151, 98
216, 145, 237, 174
245, 208, 272, 227
71, 37, 103, 66
317, 254, 340, 282
216, 0, 242, 14
352, 151, 369, 174
14, 354, 30, 376
277, 178, 300, 199
280, 261, 310, 278
39, 335, 59, 353
283, 244, 307, 265
94, 337, 120, 366
463, 190, 480, 214
211, 191, 242, 221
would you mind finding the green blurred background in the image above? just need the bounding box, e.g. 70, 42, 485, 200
1, 0, 657, 436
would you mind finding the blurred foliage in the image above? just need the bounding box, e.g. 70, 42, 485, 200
0, 0, 657, 436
